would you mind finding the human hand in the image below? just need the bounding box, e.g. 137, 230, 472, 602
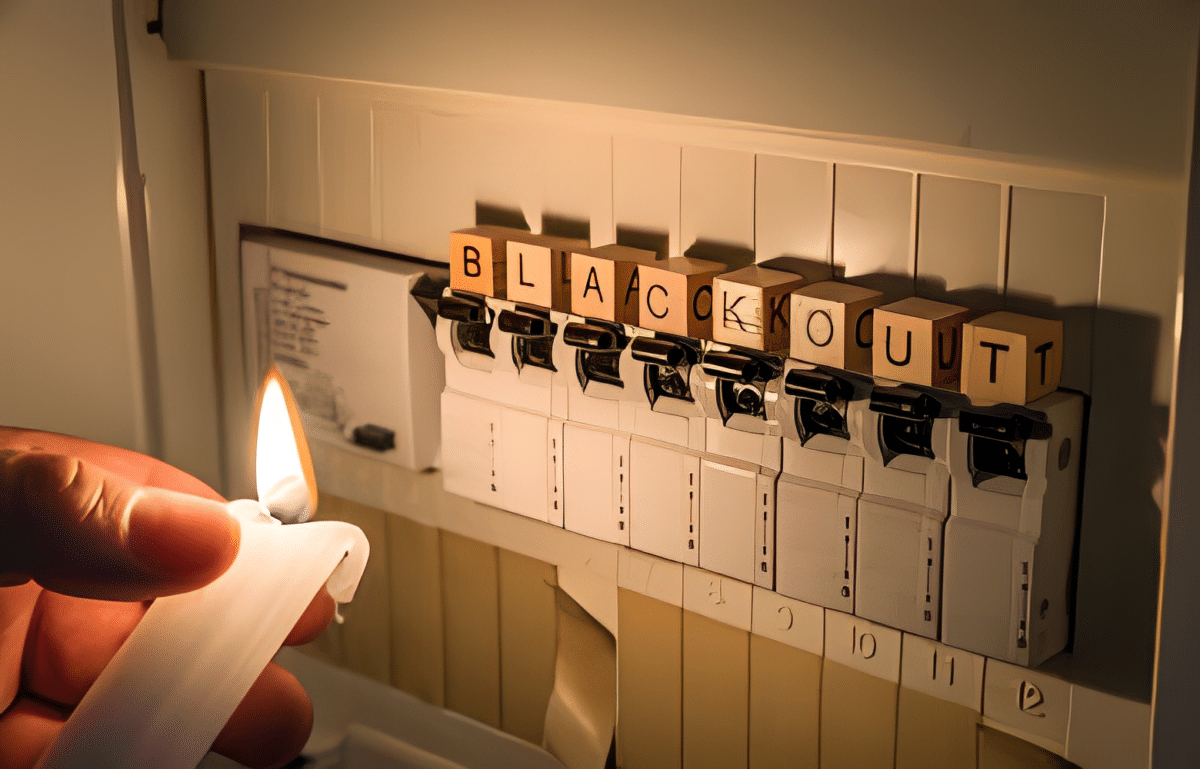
0, 427, 336, 769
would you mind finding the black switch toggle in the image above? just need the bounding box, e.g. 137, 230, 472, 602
869, 386, 941, 421
564, 322, 622, 351
630, 337, 687, 367
784, 368, 851, 402
702, 351, 761, 383
959, 411, 1051, 441
437, 294, 486, 324
498, 309, 550, 337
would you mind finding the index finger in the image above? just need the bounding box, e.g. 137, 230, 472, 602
0, 428, 225, 503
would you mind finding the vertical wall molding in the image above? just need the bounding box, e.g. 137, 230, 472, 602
112, 0, 162, 457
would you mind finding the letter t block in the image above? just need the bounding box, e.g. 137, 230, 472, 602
962, 311, 1063, 404
873, 297, 969, 389
711, 265, 805, 352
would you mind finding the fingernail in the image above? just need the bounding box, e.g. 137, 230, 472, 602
127, 491, 240, 583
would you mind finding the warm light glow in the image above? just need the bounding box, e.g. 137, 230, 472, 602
253, 367, 317, 522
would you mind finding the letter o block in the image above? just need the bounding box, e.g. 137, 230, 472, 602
872, 297, 969, 389
638, 257, 726, 339
789, 281, 885, 373
569, 244, 659, 323
449, 225, 524, 298
711, 265, 805, 352
962, 311, 1063, 405
506, 233, 588, 311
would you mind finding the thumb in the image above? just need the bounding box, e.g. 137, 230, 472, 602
0, 450, 240, 601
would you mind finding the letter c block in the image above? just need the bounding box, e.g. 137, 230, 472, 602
872, 297, 969, 389
789, 281, 885, 373
638, 257, 726, 339
962, 311, 1063, 405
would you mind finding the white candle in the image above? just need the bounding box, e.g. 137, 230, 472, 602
36, 498, 369, 769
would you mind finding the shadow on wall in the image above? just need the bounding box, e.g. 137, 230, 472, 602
1069, 307, 1164, 702
542, 214, 591, 245
684, 239, 755, 272
615, 226, 669, 260
476, 202, 530, 233
758, 255, 833, 285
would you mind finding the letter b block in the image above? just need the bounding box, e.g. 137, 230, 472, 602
711, 265, 805, 352
638, 257, 726, 339
570, 244, 659, 323
790, 281, 885, 373
450, 225, 525, 298
962, 311, 1063, 404
506, 233, 588, 311
873, 297, 969, 389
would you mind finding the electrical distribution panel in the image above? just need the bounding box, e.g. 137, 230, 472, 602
436, 225, 1085, 669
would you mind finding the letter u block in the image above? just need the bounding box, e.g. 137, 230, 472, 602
711, 265, 805, 352
506, 233, 589, 311
638, 257, 726, 339
789, 281, 885, 373
961, 311, 1063, 405
570, 244, 660, 323
450, 225, 525, 298
873, 297, 969, 389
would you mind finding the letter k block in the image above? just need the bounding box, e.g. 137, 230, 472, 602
711, 265, 805, 352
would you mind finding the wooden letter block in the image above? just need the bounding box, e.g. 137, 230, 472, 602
711, 265, 804, 352
449, 225, 523, 298
506, 233, 588, 311
789, 281, 885, 373
872, 297, 969, 389
638, 257, 725, 339
962, 311, 1063, 405
570, 244, 659, 323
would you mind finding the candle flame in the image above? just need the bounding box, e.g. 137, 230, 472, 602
252, 366, 318, 522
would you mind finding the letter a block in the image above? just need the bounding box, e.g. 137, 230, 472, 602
638, 257, 726, 339
506, 233, 588, 311
711, 265, 805, 352
449, 225, 525, 298
789, 281, 885, 373
873, 297, 969, 389
570, 244, 659, 323
962, 311, 1063, 405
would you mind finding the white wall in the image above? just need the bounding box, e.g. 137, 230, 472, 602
163, 0, 1199, 176
0, 1, 142, 449
123, 0, 222, 487
0, 0, 221, 488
